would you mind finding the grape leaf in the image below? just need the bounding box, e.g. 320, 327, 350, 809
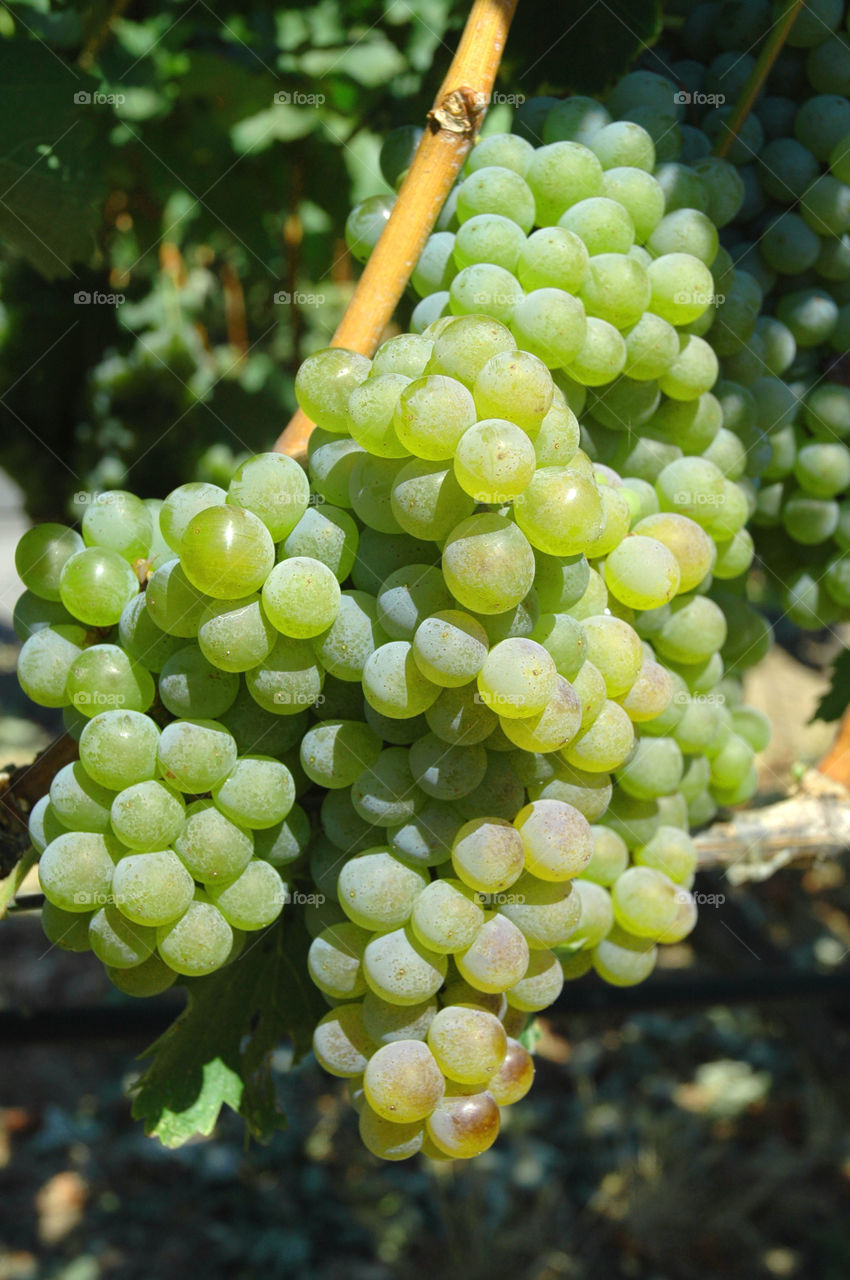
0, 43, 108, 278
131, 916, 323, 1147
814, 647, 850, 723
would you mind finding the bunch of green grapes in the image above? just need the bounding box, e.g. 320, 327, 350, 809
15, 64, 784, 1164
619, 0, 850, 628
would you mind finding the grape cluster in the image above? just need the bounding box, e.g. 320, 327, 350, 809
16, 48, 805, 1163
629, 0, 850, 627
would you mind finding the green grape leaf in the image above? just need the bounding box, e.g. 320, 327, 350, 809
814, 647, 850, 723
0, 43, 108, 278
501, 0, 663, 95
131, 916, 323, 1147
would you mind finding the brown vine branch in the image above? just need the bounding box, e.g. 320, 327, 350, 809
712, 0, 807, 160
275, 0, 519, 459
0, 734, 78, 880
694, 770, 850, 883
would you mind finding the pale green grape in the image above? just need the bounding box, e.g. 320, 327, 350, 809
17, 624, 87, 708
453, 418, 536, 502
112, 849, 195, 927
526, 141, 603, 225
145, 558, 210, 638
308, 922, 370, 999
295, 348, 371, 433
362, 641, 441, 719
514, 797, 592, 881
118, 594, 183, 673
299, 719, 381, 789
581, 615, 642, 698
477, 637, 557, 718
409, 878, 484, 954
601, 166, 666, 240
389, 800, 463, 868
527, 759, 613, 822
391, 374, 477, 461
105, 953, 177, 996
451, 818, 525, 893
611, 865, 679, 938
411, 610, 488, 688
156, 717, 238, 793
337, 849, 429, 930
646, 253, 715, 325
208, 754, 295, 829
514, 467, 604, 556
442, 513, 535, 615
79, 710, 160, 790
517, 226, 589, 293
363, 1039, 445, 1123
206, 859, 286, 929
427, 1005, 507, 1085
313, 1004, 377, 1078
15, 524, 84, 601
566, 317, 627, 386
584, 824, 629, 885
618, 658, 673, 723
40, 900, 93, 952
562, 699, 635, 772
390, 458, 476, 542
156, 899, 234, 976
180, 505, 274, 600
38, 831, 118, 912
455, 913, 530, 994
605, 535, 681, 610
160, 482, 227, 551
592, 924, 657, 985
49, 761, 114, 833
59, 548, 139, 627
496, 872, 581, 949
351, 747, 424, 826
89, 904, 156, 969
363, 926, 448, 1005
110, 780, 185, 852
472, 349, 554, 435
580, 253, 650, 330
510, 289, 588, 368
409, 733, 487, 801
245, 635, 325, 715
634, 825, 697, 884
82, 491, 153, 564
261, 556, 341, 640
456, 164, 536, 231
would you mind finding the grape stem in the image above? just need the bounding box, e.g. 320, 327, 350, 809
275, 0, 519, 459
711, 0, 807, 160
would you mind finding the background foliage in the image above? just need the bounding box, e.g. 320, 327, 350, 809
0, 0, 660, 518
